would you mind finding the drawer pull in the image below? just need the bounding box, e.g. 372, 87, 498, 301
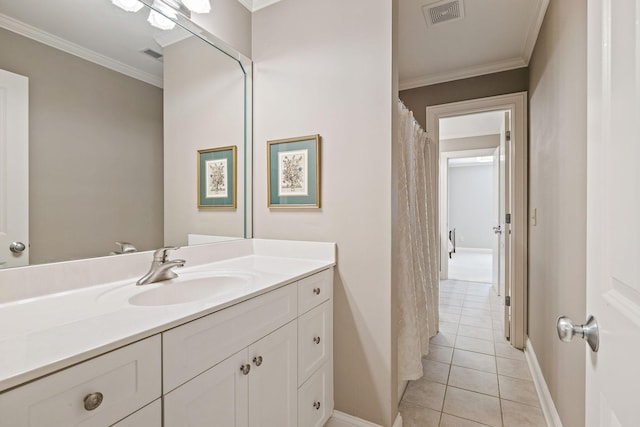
83, 392, 104, 411
253, 355, 263, 367
313, 287, 321, 295
240, 364, 251, 375
313, 400, 321, 410
313, 336, 321, 345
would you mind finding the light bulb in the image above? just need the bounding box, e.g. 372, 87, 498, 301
111, 0, 144, 12
148, 1, 177, 30
182, 0, 211, 13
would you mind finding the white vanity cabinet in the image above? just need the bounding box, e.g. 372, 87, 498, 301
0, 266, 334, 427
296, 269, 334, 427
0, 335, 161, 427
164, 321, 298, 427
163, 267, 334, 427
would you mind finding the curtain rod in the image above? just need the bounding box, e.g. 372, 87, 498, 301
398, 99, 428, 135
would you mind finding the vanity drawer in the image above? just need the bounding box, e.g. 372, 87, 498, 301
298, 361, 333, 427
163, 283, 297, 392
0, 335, 161, 427
298, 268, 333, 315
298, 300, 333, 386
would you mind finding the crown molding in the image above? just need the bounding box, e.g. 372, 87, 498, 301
399, 56, 527, 91
522, 0, 550, 63
0, 13, 163, 88
235, 0, 283, 12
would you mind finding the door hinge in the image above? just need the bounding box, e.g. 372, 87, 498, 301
505, 296, 511, 307
505, 130, 511, 141
505, 213, 511, 224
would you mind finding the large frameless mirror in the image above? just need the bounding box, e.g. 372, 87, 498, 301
0, 0, 252, 269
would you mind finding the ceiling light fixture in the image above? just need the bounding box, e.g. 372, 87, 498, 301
111, 0, 144, 12
111, 0, 212, 31
148, 0, 177, 30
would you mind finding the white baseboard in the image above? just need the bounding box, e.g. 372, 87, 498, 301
326, 411, 402, 427
525, 338, 563, 427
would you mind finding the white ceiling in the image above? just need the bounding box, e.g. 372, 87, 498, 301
1, 0, 550, 91
399, 0, 549, 90
0, 0, 190, 87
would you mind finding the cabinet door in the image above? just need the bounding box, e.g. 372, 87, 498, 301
0, 335, 161, 427
164, 350, 249, 427
248, 321, 297, 427
112, 400, 161, 427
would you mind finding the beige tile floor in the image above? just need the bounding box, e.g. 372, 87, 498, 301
400, 280, 547, 427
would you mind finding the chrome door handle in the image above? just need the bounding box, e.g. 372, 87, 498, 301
9, 242, 26, 253
492, 226, 502, 235
557, 315, 599, 352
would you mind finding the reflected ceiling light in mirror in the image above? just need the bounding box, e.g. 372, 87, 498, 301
148, 0, 177, 30
112, 0, 144, 12
182, 0, 211, 13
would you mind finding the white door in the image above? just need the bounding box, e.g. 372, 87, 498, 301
500, 112, 511, 339
248, 321, 297, 427
585, 0, 640, 425
491, 146, 500, 295
163, 350, 249, 427
0, 69, 29, 268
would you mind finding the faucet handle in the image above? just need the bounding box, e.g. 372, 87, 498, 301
153, 246, 180, 262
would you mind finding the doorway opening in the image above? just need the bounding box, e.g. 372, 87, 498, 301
444, 135, 501, 287
427, 92, 528, 349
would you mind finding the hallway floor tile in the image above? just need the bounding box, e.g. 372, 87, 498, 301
399, 280, 547, 427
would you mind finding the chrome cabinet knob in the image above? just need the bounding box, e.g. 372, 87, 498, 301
240, 364, 251, 375
313, 400, 321, 410
557, 315, 599, 352
9, 242, 26, 253
313, 336, 321, 345
83, 392, 104, 411
253, 356, 263, 367
313, 287, 321, 295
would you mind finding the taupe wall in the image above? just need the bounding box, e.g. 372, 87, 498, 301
399, 68, 529, 129
191, 0, 252, 58
0, 28, 163, 264
528, 1, 587, 426
252, 0, 397, 425
163, 35, 245, 245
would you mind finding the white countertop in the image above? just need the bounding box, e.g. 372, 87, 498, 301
0, 244, 335, 392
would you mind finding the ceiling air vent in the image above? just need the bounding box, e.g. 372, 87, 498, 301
141, 48, 164, 61
423, 0, 465, 26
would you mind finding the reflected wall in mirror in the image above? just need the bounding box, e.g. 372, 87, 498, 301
0, 0, 251, 269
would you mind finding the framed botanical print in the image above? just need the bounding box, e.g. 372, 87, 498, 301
267, 135, 321, 208
197, 146, 237, 208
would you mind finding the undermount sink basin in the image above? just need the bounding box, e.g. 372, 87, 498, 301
127, 272, 254, 306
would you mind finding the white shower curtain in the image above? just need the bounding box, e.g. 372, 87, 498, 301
397, 100, 439, 381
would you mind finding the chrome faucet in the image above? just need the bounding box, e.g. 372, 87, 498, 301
136, 246, 186, 286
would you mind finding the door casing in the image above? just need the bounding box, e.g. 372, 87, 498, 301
427, 92, 528, 349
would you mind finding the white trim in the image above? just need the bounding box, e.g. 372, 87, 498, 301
0, 13, 163, 88
525, 338, 564, 427
399, 57, 526, 90
522, 0, 550, 63
427, 92, 528, 350
326, 410, 402, 427
235, 0, 254, 11
237, 0, 283, 12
